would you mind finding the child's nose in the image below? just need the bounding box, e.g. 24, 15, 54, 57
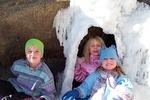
94, 46, 99, 49
31, 52, 35, 55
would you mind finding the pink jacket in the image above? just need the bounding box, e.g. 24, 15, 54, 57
74, 55, 101, 82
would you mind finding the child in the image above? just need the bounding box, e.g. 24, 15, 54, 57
73, 36, 105, 87
62, 45, 133, 100
0, 38, 56, 100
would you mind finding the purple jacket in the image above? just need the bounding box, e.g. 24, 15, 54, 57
8, 59, 56, 100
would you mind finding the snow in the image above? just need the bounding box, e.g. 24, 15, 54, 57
53, 0, 150, 99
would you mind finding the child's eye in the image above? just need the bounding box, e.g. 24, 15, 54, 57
96, 44, 101, 47
90, 45, 95, 47
35, 50, 40, 53
103, 58, 114, 60
27, 51, 32, 53
110, 58, 115, 60
103, 58, 108, 60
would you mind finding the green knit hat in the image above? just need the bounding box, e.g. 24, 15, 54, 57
25, 38, 44, 56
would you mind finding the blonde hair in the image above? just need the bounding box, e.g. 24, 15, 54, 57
83, 36, 105, 63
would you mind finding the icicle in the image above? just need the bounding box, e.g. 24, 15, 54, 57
53, 7, 75, 46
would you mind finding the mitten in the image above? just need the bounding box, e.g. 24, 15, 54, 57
62, 89, 79, 100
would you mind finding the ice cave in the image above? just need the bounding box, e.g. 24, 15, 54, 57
53, 0, 150, 99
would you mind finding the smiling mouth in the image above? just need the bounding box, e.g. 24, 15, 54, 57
32, 57, 37, 59
106, 63, 113, 66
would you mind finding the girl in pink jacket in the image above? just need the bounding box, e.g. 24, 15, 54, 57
73, 36, 105, 87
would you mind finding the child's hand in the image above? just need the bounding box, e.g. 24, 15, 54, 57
74, 65, 88, 82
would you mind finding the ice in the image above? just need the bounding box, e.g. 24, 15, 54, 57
53, 0, 150, 99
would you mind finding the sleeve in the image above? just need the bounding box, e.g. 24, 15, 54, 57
11, 59, 26, 76
39, 78, 56, 100
39, 63, 56, 100
116, 75, 133, 89
76, 71, 100, 98
107, 75, 134, 100
74, 57, 88, 82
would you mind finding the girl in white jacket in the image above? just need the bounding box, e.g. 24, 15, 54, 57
62, 45, 133, 100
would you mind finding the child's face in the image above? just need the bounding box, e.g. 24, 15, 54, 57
89, 39, 101, 56
102, 58, 117, 70
25, 45, 43, 68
